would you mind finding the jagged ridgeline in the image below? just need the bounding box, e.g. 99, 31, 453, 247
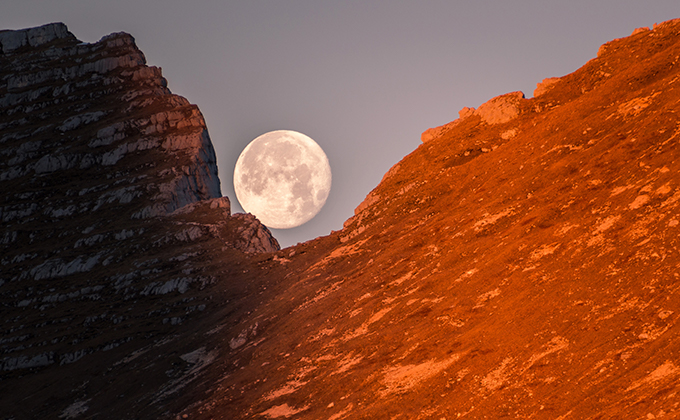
0, 22, 278, 418
4, 18, 680, 420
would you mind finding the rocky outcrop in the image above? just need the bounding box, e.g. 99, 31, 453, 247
0, 22, 221, 222
0, 23, 277, 419
0, 22, 72, 53
473, 90, 525, 124
533, 76, 561, 97
231, 213, 281, 253
421, 91, 526, 142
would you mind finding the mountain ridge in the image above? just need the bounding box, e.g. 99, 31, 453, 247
0, 23, 278, 419
194, 18, 680, 419
3, 19, 680, 420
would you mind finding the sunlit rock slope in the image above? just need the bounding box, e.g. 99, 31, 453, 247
185, 19, 680, 419
0, 23, 277, 419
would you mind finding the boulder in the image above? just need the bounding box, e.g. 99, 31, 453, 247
473, 91, 525, 124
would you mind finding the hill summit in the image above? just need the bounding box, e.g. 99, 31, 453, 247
3, 19, 680, 419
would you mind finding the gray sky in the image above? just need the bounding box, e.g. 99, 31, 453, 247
3, 1, 678, 247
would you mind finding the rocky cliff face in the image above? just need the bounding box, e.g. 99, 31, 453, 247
0, 22, 221, 218
0, 23, 277, 419
4, 19, 680, 420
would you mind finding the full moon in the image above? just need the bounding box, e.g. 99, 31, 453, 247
233, 130, 332, 229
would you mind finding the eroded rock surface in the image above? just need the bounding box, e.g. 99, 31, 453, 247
421, 91, 526, 143
191, 18, 680, 420
0, 23, 277, 419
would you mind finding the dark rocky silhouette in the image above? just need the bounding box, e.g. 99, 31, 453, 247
0, 23, 277, 419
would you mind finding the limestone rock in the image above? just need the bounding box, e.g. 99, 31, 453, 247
533, 76, 561, 97
0, 22, 73, 53
421, 92, 525, 143
171, 196, 231, 216
631, 26, 650, 36
473, 90, 525, 124
0, 23, 278, 419
421, 119, 459, 143
231, 213, 280, 253
458, 105, 476, 119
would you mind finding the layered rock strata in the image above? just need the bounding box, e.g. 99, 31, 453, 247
0, 23, 277, 419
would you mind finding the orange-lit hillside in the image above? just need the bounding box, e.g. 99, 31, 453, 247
191, 19, 680, 419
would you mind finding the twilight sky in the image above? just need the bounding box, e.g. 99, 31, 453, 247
2, 1, 678, 247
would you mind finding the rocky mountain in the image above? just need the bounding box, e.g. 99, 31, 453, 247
3, 19, 680, 420
0, 23, 277, 419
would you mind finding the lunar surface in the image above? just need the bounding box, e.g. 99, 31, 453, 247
233, 130, 332, 229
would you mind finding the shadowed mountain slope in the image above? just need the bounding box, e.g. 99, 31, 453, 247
0, 23, 277, 419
